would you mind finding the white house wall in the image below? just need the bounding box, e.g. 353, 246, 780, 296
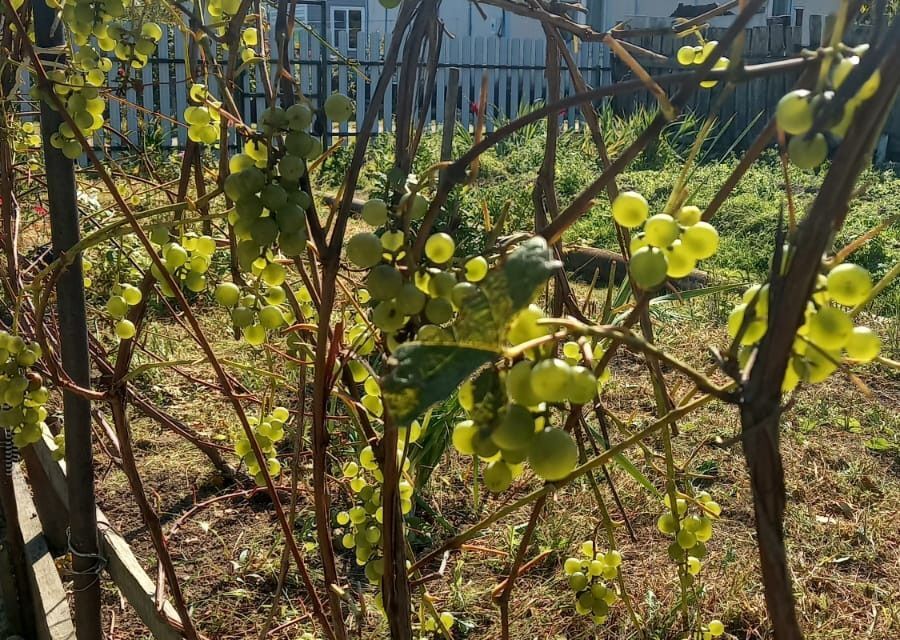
367, 0, 549, 40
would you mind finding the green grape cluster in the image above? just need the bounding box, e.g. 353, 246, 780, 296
224, 104, 320, 266
148, 230, 217, 297
105, 21, 164, 67
233, 407, 288, 486
333, 441, 415, 583
184, 84, 223, 145
675, 40, 728, 88
348, 193, 489, 341
82, 257, 94, 288
730, 259, 880, 391
562, 541, 622, 624
656, 492, 721, 581
105, 281, 143, 340
0, 331, 49, 449
213, 270, 297, 346
45, 66, 107, 159
775, 43, 881, 169
10, 120, 41, 154
415, 611, 456, 638
40, 0, 162, 157
679, 620, 726, 640
611, 192, 719, 290
452, 366, 571, 489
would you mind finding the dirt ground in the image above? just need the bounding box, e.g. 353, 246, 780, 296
49, 301, 899, 640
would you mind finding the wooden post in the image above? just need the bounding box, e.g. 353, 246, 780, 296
33, 2, 103, 637
809, 14, 823, 48
440, 68, 460, 165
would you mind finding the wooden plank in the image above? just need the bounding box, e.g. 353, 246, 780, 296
367, 32, 382, 133
125, 70, 141, 147
510, 38, 521, 118
485, 36, 497, 131
24, 430, 185, 640
173, 29, 188, 147
382, 32, 393, 133
498, 39, 509, 123
459, 36, 472, 129
107, 65, 122, 148
12, 467, 76, 640
808, 14, 823, 48
158, 26, 175, 147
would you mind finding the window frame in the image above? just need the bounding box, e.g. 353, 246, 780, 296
330, 5, 365, 54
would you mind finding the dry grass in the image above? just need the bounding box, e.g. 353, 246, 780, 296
76, 296, 900, 640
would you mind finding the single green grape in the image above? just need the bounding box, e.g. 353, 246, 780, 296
676, 45, 696, 65
346, 233, 383, 268
396, 282, 426, 315
527, 428, 577, 481
776, 89, 813, 135
826, 263, 871, 306
675, 204, 702, 226
665, 241, 697, 278
505, 360, 540, 407
610, 191, 649, 228
324, 93, 354, 123
115, 319, 136, 340
629, 247, 668, 290
568, 365, 598, 405
644, 213, 679, 248
482, 460, 513, 492
107, 295, 128, 318
361, 198, 389, 226
529, 358, 573, 403
788, 133, 828, 170
464, 256, 489, 282
424, 297, 453, 325
844, 326, 880, 362
808, 306, 853, 350
452, 420, 478, 455
491, 404, 535, 450
366, 264, 403, 300
425, 232, 455, 264
680, 221, 719, 260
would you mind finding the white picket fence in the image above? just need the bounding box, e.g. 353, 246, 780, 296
15, 26, 610, 152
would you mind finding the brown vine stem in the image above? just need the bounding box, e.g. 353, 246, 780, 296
409, 392, 716, 574
4, 6, 336, 638
108, 393, 200, 639
496, 494, 548, 640
740, 21, 900, 639
304, 3, 419, 636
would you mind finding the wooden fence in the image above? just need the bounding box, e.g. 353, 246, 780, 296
13, 18, 900, 157
13, 27, 610, 153
612, 17, 900, 155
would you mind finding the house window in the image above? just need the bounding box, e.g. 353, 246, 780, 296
772, 0, 790, 16
331, 6, 364, 54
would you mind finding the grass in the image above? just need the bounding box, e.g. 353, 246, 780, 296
316, 109, 900, 315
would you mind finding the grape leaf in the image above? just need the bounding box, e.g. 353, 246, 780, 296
381, 343, 496, 426
453, 236, 563, 345
382, 236, 560, 425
